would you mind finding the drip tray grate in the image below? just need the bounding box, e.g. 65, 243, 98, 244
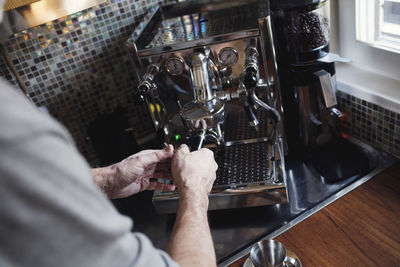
214, 142, 270, 186
223, 108, 269, 141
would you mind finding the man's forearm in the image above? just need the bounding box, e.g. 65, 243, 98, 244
166, 191, 216, 267
91, 166, 117, 193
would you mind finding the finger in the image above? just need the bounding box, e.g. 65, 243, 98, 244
127, 149, 159, 158
164, 144, 174, 153
126, 144, 174, 161
147, 181, 176, 192
151, 172, 173, 180
154, 162, 171, 171
214, 161, 218, 171
134, 144, 174, 157
155, 182, 176, 192
138, 146, 175, 167
146, 181, 157, 191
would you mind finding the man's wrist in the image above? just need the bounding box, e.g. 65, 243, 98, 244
179, 188, 209, 212
91, 165, 117, 193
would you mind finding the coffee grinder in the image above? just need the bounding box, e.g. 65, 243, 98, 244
270, 0, 343, 155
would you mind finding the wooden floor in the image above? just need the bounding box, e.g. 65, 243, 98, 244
229, 162, 400, 267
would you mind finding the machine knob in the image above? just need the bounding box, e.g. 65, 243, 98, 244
243, 67, 258, 89
135, 84, 150, 104
135, 93, 146, 104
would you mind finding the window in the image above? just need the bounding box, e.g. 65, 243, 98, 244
356, 0, 400, 53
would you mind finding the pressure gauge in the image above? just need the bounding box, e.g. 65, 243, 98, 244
218, 47, 239, 67
165, 57, 184, 76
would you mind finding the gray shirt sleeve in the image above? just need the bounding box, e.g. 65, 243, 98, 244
0, 80, 179, 267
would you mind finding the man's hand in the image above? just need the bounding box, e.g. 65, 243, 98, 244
171, 144, 218, 203
92, 145, 176, 199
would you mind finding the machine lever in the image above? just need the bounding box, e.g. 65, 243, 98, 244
247, 92, 259, 116
243, 67, 258, 89
314, 69, 337, 108
244, 100, 260, 131
135, 83, 151, 104
191, 130, 206, 151
135, 57, 163, 104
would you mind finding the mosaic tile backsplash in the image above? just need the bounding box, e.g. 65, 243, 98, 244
0, 0, 173, 165
0, 0, 399, 164
337, 90, 400, 158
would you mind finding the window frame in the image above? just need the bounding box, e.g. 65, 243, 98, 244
356, 0, 400, 54
337, 0, 400, 82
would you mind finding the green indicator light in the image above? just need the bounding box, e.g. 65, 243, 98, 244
174, 134, 181, 141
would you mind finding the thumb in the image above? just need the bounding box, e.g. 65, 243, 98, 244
156, 144, 175, 161
174, 144, 190, 160
164, 144, 174, 153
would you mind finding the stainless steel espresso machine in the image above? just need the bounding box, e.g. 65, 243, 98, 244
127, 0, 287, 213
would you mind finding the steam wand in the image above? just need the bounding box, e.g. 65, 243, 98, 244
242, 46, 281, 145
245, 65, 281, 183
242, 45, 285, 183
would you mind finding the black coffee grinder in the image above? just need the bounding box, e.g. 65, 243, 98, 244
271, 0, 343, 155
270, 0, 372, 182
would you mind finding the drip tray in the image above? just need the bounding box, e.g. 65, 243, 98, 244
152, 140, 287, 214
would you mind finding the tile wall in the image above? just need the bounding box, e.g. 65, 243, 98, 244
337, 90, 400, 158
0, 0, 171, 165
0, 0, 398, 164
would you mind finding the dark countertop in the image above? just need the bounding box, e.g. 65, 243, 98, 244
231, 161, 400, 266
112, 138, 397, 266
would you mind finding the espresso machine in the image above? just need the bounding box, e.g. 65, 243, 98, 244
127, 0, 288, 213
270, 0, 344, 155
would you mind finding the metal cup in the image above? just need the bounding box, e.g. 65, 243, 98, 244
249, 239, 288, 267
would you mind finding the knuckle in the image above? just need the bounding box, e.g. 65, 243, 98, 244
199, 148, 208, 154
201, 148, 213, 154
